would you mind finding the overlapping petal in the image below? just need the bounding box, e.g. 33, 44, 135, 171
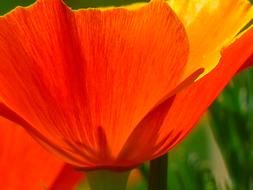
50, 165, 84, 190
154, 26, 253, 157
168, 0, 253, 79
0, 0, 198, 169
0, 117, 83, 190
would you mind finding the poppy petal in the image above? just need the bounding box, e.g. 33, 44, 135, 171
154, 26, 253, 157
0, 117, 83, 190
239, 53, 253, 71
50, 164, 84, 190
168, 0, 253, 79
117, 68, 203, 164
0, 0, 191, 168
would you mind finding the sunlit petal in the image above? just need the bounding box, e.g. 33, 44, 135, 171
155, 26, 253, 157
0, 0, 192, 168
168, 0, 253, 79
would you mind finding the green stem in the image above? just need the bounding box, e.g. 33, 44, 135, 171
148, 153, 168, 190
87, 170, 130, 190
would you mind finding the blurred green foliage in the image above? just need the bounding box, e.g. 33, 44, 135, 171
65, 0, 147, 9
0, 0, 35, 15
0, 0, 146, 15
209, 68, 253, 190
133, 122, 229, 190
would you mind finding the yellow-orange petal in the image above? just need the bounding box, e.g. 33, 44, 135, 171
0, 0, 191, 168
153, 26, 253, 158
168, 0, 253, 79
0, 117, 83, 190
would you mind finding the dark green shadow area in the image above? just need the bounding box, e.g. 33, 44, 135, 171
0, 0, 148, 15
65, 0, 148, 9
0, 0, 35, 15
1, 0, 252, 15
65, 0, 253, 8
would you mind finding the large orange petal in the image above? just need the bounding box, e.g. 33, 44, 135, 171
0, 0, 192, 168
0, 117, 83, 190
168, 0, 253, 79
154, 26, 253, 158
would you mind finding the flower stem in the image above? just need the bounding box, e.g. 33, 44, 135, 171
148, 153, 168, 190
87, 170, 130, 190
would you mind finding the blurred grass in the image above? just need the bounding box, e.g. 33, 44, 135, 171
209, 68, 253, 190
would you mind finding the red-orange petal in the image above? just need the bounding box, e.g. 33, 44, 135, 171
239, 52, 253, 71
0, 0, 191, 168
153, 26, 253, 158
0, 117, 83, 190
50, 164, 84, 190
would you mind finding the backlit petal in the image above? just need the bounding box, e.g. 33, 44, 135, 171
168, 0, 253, 79
154, 26, 253, 158
0, 0, 191, 168
0, 117, 83, 190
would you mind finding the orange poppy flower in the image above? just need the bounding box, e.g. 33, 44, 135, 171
0, 0, 253, 172
0, 117, 83, 190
